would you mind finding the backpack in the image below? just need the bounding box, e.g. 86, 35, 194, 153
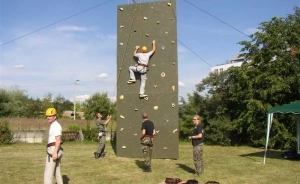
164, 178, 182, 184
186, 179, 198, 184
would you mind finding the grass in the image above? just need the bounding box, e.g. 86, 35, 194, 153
0, 142, 300, 184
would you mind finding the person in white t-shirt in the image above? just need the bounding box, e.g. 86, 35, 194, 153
127, 40, 156, 98
44, 108, 63, 184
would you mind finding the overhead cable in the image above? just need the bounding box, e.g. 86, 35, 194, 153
0, 0, 114, 47
183, 0, 251, 38
178, 40, 212, 67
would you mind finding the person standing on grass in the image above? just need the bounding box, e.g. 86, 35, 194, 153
94, 112, 111, 159
44, 107, 63, 184
140, 112, 156, 172
188, 115, 204, 176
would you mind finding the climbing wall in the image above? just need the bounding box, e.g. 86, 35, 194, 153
116, 0, 178, 159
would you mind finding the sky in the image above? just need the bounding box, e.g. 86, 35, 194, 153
0, 0, 299, 102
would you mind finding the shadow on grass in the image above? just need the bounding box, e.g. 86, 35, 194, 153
240, 150, 287, 161
62, 175, 70, 184
175, 163, 194, 174
134, 160, 145, 171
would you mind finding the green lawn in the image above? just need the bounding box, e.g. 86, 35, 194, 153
0, 142, 299, 184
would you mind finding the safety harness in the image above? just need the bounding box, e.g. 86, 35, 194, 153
46, 142, 63, 162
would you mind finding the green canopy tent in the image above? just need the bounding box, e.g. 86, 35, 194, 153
263, 101, 300, 164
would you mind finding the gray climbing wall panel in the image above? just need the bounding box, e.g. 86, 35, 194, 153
116, 0, 178, 159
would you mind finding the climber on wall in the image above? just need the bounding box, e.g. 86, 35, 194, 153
127, 40, 156, 98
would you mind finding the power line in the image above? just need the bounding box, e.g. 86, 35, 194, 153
0, 0, 114, 47
168, 2, 212, 67
183, 0, 251, 38
178, 40, 212, 67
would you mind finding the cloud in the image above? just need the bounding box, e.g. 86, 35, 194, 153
178, 81, 186, 87
14, 64, 24, 69
76, 94, 90, 102
55, 25, 95, 32
95, 32, 116, 40
95, 73, 108, 80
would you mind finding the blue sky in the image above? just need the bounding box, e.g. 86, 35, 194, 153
0, 0, 298, 102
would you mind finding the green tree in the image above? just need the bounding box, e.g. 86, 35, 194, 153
82, 93, 113, 120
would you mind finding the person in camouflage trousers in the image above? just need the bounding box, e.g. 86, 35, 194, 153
94, 112, 111, 159
188, 115, 204, 176
140, 112, 156, 172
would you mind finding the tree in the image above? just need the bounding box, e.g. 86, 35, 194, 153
237, 7, 300, 148
181, 7, 300, 148
82, 93, 113, 120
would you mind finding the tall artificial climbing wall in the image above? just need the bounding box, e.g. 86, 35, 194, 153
116, 0, 178, 159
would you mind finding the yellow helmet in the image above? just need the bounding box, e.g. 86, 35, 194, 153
141, 46, 147, 52
45, 108, 57, 116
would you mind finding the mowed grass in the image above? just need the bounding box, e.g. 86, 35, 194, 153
0, 142, 299, 184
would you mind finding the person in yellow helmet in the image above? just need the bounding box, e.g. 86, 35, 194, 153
44, 108, 63, 184
127, 40, 156, 98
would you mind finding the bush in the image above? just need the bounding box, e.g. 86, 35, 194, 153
204, 118, 233, 146
68, 124, 81, 131
0, 120, 13, 144
82, 128, 98, 142
82, 121, 98, 142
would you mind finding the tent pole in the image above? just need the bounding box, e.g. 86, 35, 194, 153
263, 113, 273, 164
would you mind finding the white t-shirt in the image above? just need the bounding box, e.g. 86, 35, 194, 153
48, 120, 62, 144
135, 51, 154, 65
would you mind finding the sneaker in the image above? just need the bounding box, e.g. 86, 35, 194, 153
94, 152, 99, 159
127, 79, 136, 84
139, 94, 148, 98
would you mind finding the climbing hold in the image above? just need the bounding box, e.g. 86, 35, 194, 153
161, 46, 165, 50
119, 68, 122, 71
133, 133, 137, 136
156, 130, 160, 134
133, 30, 137, 32
167, 3, 172, 6
154, 106, 158, 110
165, 119, 169, 122
172, 86, 175, 91
161, 72, 166, 77
144, 96, 148, 101
119, 42, 123, 46
172, 103, 175, 108
154, 85, 158, 88
119, 7, 123, 11
122, 146, 126, 148
173, 129, 178, 133
120, 25, 124, 28
120, 128, 124, 131
157, 21, 160, 24
119, 95, 124, 99
171, 41, 175, 44
145, 34, 150, 37
172, 62, 176, 65
165, 31, 168, 34
120, 115, 125, 119
163, 147, 168, 150
151, 64, 156, 66
143, 17, 147, 20
135, 108, 138, 111
170, 18, 172, 20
